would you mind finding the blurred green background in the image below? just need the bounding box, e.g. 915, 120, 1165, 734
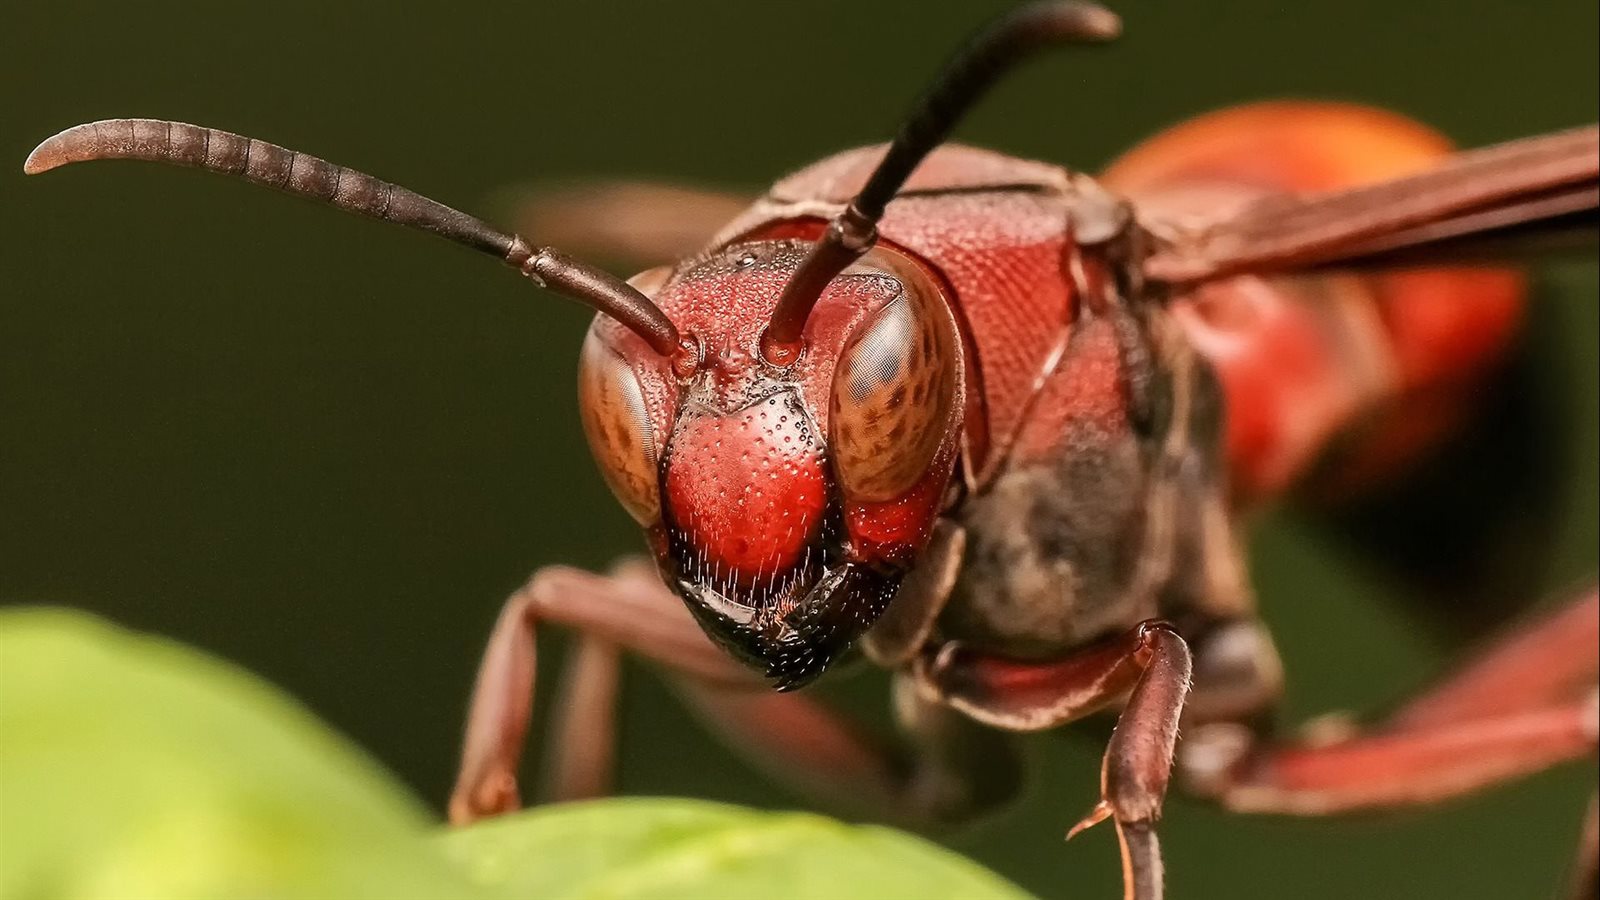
2, 1, 1595, 897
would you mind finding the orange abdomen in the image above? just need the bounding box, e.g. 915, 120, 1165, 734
1103, 102, 1526, 503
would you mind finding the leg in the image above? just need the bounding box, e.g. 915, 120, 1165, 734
674, 673, 1022, 826
450, 560, 759, 823
917, 622, 1194, 900
1574, 792, 1598, 900
1180, 589, 1597, 813
1178, 589, 1597, 896
1181, 616, 1284, 728
861, 521, 966, 666
1391, 587, 1598, 730
539, 635, 621, 801
451, 558, 1021, 827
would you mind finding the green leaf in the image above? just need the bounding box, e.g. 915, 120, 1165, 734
1, 608, 1032, 900
0, 607, 470, 900
442, 798, 1033, 900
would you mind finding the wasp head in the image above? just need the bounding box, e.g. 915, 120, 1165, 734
576, 238, 965, 689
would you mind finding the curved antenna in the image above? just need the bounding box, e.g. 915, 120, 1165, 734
761, 1, 1121, 362
24, 119, 683, 357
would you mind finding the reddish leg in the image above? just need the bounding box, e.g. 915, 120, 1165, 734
918, 622, 1194, 900
675, 674, 1020, 826
1179, 589, 1598, 897
1575, 793, 1598, 900
450, 560, 757, 823
451, 559, 1019, 826
1391, 588, 1598, 730
539, 635, 621, 801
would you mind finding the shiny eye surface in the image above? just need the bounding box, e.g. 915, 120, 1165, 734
578, 330, 661, 524
830, 275, 959, 503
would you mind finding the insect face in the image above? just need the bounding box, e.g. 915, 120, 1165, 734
578, 239, 964, 687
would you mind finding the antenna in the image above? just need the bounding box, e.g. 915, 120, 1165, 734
25, 119, 684, 357
761, 1, 1121, 363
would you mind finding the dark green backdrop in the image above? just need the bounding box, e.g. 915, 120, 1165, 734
3, 2, 1596, 897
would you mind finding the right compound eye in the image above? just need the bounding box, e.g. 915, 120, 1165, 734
829, 263, 959, 504
577, 330, 661, 525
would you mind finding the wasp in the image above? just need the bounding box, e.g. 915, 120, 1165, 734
23, 3, 1598, 897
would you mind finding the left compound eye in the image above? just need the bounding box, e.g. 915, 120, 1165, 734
829, 271, 959, 503
578, 330, 661, 525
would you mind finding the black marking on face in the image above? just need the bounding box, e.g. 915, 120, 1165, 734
673, 560, 899, 690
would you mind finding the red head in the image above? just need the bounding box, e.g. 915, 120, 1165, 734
579, 240, 964, 687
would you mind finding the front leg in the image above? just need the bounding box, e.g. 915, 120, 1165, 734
450, 560, 763, 823
918, 622, 1194, 900
450, 554, 1021, 827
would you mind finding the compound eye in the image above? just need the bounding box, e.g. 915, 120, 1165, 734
578, 330, 661, 524
830, 278, 958, 503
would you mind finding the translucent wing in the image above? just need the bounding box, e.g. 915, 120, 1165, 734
506, 180, 751, 271
1143, 124, 1599, 283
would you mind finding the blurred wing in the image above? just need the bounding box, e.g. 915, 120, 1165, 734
505, 180, 753, 271
1143, 124, 1599, 283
